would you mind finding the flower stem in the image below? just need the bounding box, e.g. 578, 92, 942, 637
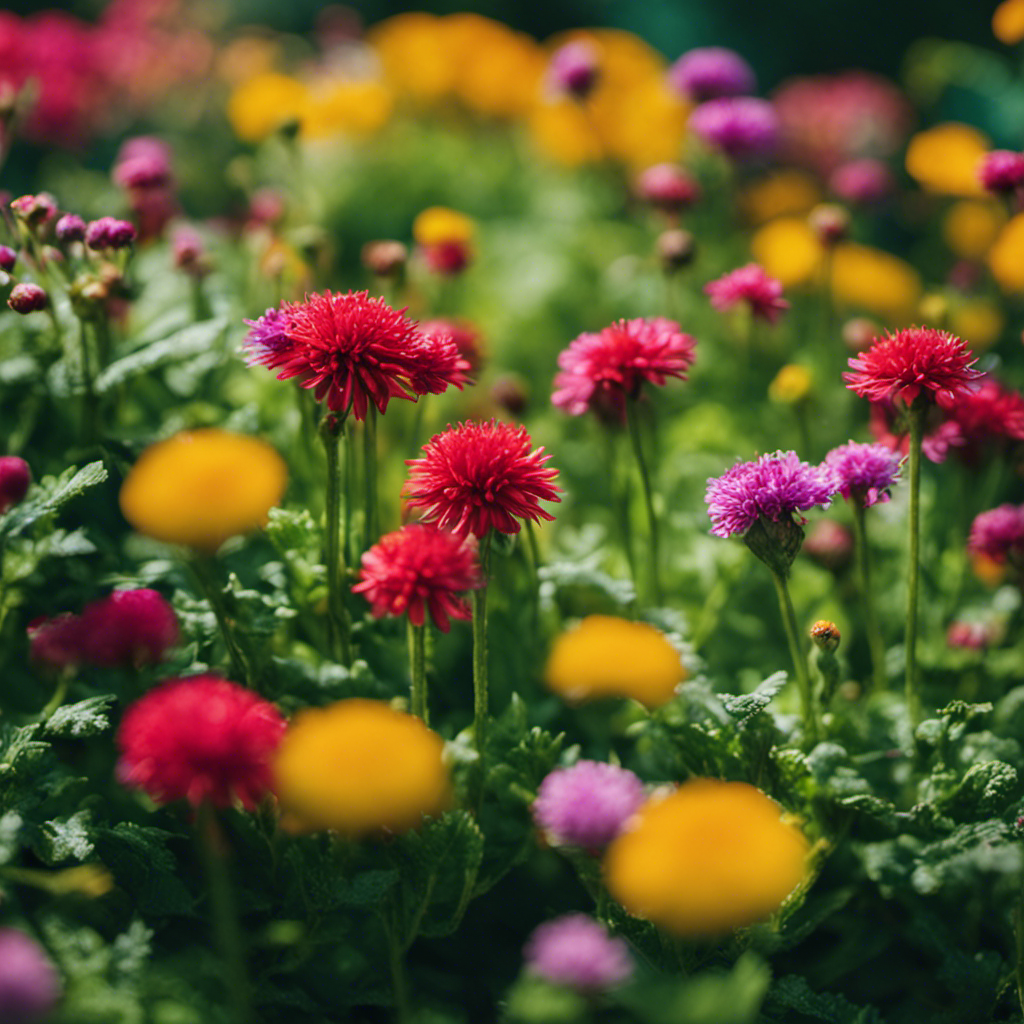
850, 498, 887, 692
363, 406, 379, 551
905, 403, 925, 727
190, 554, 257, 689
321, 415, 354, 667
408, 620, 427, 724
472, 531, 493, 764
1016, 879, 1024, 1021
769, 567, 819, 747
625, 397, 663, 605
196, 802, 252, 1024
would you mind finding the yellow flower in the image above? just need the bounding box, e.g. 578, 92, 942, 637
603, 779, 809, 936
527, 99, 602, 166
544, 616, 685, 708
987, 213, 1024, 291
412, 206, 475, 247
750, 217, 824, 287
367, 13, 457, 104
301, 78, 394, 140
905, 123, 990, 197
226, 72, 309, 143
593, 78, 688, 170
768, 364, 814, 405
830, 243, 922, 322
949, 298, 1005, 352
739, 171, 822, 227
942, 200, 1006, 260
119, 429, 287, 552
993, 0, 1024, 44
273, 699, 449, 835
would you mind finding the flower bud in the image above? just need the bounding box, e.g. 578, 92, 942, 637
635, 163, 700, 214
423, 240, 472, 275
810, 619, 841, 652
10, 192, 57, 227
172, 226, 211, 278
55, 213, 86, 243
361, 239, 408, 278
7, 282, 47, 314
656, 228, 697, 271
978, 150, 1024, 195
0, 456, 31, 514
841, 317, 879, 352
0, 244, 16, 272
85, 217, 137, 251
808, 203, 850, 247
547, 41, 600, 100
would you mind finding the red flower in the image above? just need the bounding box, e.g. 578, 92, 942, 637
420, 318, 484, 374
552, 317, 696, 420
352, 523, 482, 631
404, 420, 562, 537
78, 589, 179, 668
704, 264, 789, 324
116, 675, 286, 809
869, 401, 964, 464
28, 613, 87, 670
943, 376, 1024, 463
409, 324, 472, 395
844, 326, 982, 408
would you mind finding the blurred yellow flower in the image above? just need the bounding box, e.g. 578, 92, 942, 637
544, 615, 685, 708
603, 779, 809, 936
301, 79, 394, 140
942, 200, 1006, 260
413, 207, 475, 247
367, 13, 456, 104
226, 72, 309, 143
594, 78, 688, 169
768, 364, 814, 405
216, 35, 281, 86
750, 217, 824, 287
987, 213, 1024, 291
905, 123, 990, 197
120, 429, 287, 552
830, 243, 922, 321
528, 99, 602, 166
993, 0, 1024, 44
740, 171, 822, 227
273, 699, 449, 835
949, 298, 1005, 352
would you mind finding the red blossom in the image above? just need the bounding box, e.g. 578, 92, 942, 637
408, 325, 472, 395
420, 318, 484, 374
78, 589, 179, 668
352, 523, 482, 631
116, 675, 286, 809
943, 376, 1024, 464
868, 401, 964, 464
404, 420, 562, 537
704, 264, 789, 324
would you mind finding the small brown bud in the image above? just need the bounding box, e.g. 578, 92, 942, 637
362, 239, 408, 278
656, 228, 696, 271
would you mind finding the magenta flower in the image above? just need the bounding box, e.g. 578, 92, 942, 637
85, 217, 136, 251
829, 159, 894, 204
705, 263, 789, 324
547, 40, 600, 99
0, 928, 61, 1024
667, 47, 755, 101
968, 504, 1024, 565
868, 401, 964, 464
523, 915, 633, 992
634, 163, 700, 213
688, 96, 779, 161
243, 303, 297, 368
978, 150, 1024, 194
0, 456, 31, 514
824, 441, 902, 507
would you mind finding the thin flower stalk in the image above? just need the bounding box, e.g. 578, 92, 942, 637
408, 619, 427, 724
769, 566, 820, 746
625, 398, 663, 605
905, 402, 925, 725
472, 531, 493, 760
320, 415, 354, 666
849, 497, 887, 691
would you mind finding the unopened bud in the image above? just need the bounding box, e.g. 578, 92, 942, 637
808, 203, 849, 247
656, 229, 696, 271
0, 455, 31, 513
635, 163, 700, 214
0, 245, 16, 272
7, 282, 47, 313
85, 217, 137, 251
10, 192, 57, 227
55, 214, 86, 243
423, 240, 472, 276
362, 239, 408, 278
810, 620, 841, 653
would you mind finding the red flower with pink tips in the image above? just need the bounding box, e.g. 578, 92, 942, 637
704, 264, 789, 324
116, 674, 286, 809
404, 420, 561, 537
552, 317, 696, 421
353, 523, 483, 631
844, 327, 981, 409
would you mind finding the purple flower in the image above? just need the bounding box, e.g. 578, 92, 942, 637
0, 245, 17, 272
533, 761, 645, 849
688, 97, 779, 161
968, 504, 1024, 564
824, 441, 902, 508
243, 304, 297, 368
55, 214, 86, 243
524, 914, 633, 992
548, 41, 600, 100
706, 451, 837, 539
0, 928, 61, 1023
978, 150, 1024, 195
667, 47, 755, 101
85, 217, 137, 251
7, 283, 47, 315
829, 158, 894, 204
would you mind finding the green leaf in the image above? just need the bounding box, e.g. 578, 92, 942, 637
43, 695, 117, 739
0, 461, 108, 539
722, 671, 788, 725
940, 760, 1019, 820
0, 811, 23, 865
764, 974, 884, 1024
33, 809, 94, 865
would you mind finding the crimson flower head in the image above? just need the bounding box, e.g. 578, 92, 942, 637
78, 589, 179, 668
552, 317, 696, 421
408, 324, 472, 395
420, 318, 484, 374
943, 376, 1024, 463
844, 327, 982, 409
704, 264, 789, 324
352, 523, 482, 631
116, 674, 286, 809
404, 420, 561, 537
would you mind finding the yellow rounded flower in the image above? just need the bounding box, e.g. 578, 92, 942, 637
905, 123, 990, 197
750, 217, 824, 287
226, 72, 309, 143
594, 78, 688, 169
528, 99, 602, 166
739, 171, 822, 227
830, 243, 922, 322
994, 0, 1024, 44
544, 616, 685, 708
987, 213, 1024, 291
301, 78, 394, 140
768, 364, 814, 405
412, 206, 475, 247
367, 13, 456, 104
273, 699, 449, 835
942, 200, 1006, 260
604, 779, 809, 936
949, 298, 1005, 352
119, 429, 287, 552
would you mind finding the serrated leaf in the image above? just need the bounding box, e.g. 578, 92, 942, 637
1, 461, 108, 538
34, 809, 94, 865
940, 760, 1019, 820
764, 974, 884, 1024
0, 811, 23, 865
43, 695, 117, 739
722, 671, 788, 724
339, 868, 400, 907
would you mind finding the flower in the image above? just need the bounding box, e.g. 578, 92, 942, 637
242, 303, 297, 368
688, 96, 779, 161
824, 441, 902, 507
408, 324, 472, 394
55, 214, 86, 243
116, 675, 286, 808
704, 264, 789, 324
603, 779, 809, 936
404, 420, 561, 537
943, 376, 1024, 462
802, 519, 853, 572
552, 317, 696, 420
0, 456, 31, 514
10, 193, 57, 227
768, 364, 813, 405
523, 915, 633, 992
667, 47, 755, 101
273, 699, 449, 835
988, 214, 1024, 292
362, 240, 408, 278
27, 614, 85, 670
968, 504, 1024, 564
750, 218, 823, 287
994, 0, 1024, 44
634, 163, 700, 214
119, 429, 287, 551
829, 159, 894, 204
906, 123, 989, 197
533, 761, 645, 848
947, 619, 1001, 651
85, 217, 136, 251
978, 150, 1024, 194
868, 401, 963, 464
0, 927, 61, 1024
843, 327, 982, 409
544, 616, 685, 708
705, 450, 837, 539
352, 523, 482, 631
420, 318, 484, 374
7, 283, 47, 314
547, 40, 600, 99
78, 589, 179, 668
226, 72, 309, 142
0, 245, 16, 272
830, 244, 922, 320
412, 206, 475, 276
809, 619, 841, 653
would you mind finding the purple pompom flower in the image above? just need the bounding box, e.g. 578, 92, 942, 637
243, 304, 297, 368
978, 150, 1024, 195
688, 97, 779, 161
85, 217, 137, 251
667, 47, 755, 101
968, 504, 1024, 565
524, 914, 633, 992
533, 761, 645, 849
0, 928, 61, 1023
547, 40, 600, 100
55, 214, 86, 243
705, 263, 789, 324
824, 441, 902, 508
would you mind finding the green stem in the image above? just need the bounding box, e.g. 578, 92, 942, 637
79, 322, 99, 444
472, 532, 493, 763
770, 568, 819, 747
321, 416, 354, 667
190, 555, 257, 689
196, 803, 252, 1024
384, 909, 411, 1024
850, 498, 887, 692
625, 397, 663, 605
905, 404, 925, 727
39, 672, 70, 721
408, 620, 427, 724
607, 430, 637, 596
363, 406, 379, 550
1016, 879, 1024, 1021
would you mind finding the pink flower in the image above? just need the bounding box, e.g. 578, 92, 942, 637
943, 376, 1024, 464
968, 504, 1024, 565
0, 456, 31, 514
705, 263, 789, 324
978, 150, 1024, 194
824, 441, 902, 507
524, 915, 633, 992
78, 589, 179, 668
868, 401, 964, 464
634, 163, 700, 213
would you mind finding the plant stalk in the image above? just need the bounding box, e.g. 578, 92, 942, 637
408, 619, 427, 724
850, 498, 887, 692
625, 397, 663, 605
321, 415, 354, 666
770, 567, 819, 747
905, 403, 925, 727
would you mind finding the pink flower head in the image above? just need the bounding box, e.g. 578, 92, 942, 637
408, 325, 472, 395
667, 47, 755, 101
705, 263, 789, 324
0, 456, 31, 514
968, 504, 1024, 565
844, 327, 982, 409
404, 420, 561, 537
420, 318, 484, 374
824, 441, 902, 507
28, 613, 86, 670
10, 193, 57, 227
947, 619, 1001, 651
85, 216, 136, 251
978, 150, 1024, 195
422, 240, 472, 276
116, 674, 286, 808
0, 245, 16, 272
868, 400, 964, 464
547, 40, 600, 100
634, 163, 700, 214
243, 303, 297, 368
0, 927, 61, 1024
706, 450, 837, 539
533, 760, 645, 849
524, 914, 633, 992
552, 317, 697, 421
78, 588, 179, 668
829, 158, 894, 204
943, 376, 1024, 463
688, 96, 779, 161
352, 523, 482, 632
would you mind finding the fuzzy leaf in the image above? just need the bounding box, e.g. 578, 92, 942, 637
722, 671, 788, 724
33, 809, 94, 865
939, 760, 1019, 820
0, 461, 108, 538
43, 695, 117, 739
764, 974, 884, 1024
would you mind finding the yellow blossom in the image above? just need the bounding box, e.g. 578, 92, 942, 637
603, 779, 809, 936
830, 243, 922, 322
768, 364, 814, 405
367, 13, 457, 104
750, 217, 824, 287
226, 72, 309, 143
993, 0, 1024, 44
949, 299, 1005, 352
119, 429, 287, 552
273, 699, 449, 835
527, 100, 602, 166
739, 171, 822, 226
942, 200, 1006, 260
413, 207, 475, 247
905, 123, 990, 197
987, 213, 1024, 291
544, 615, 685, 708
301, 78, 394, 140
